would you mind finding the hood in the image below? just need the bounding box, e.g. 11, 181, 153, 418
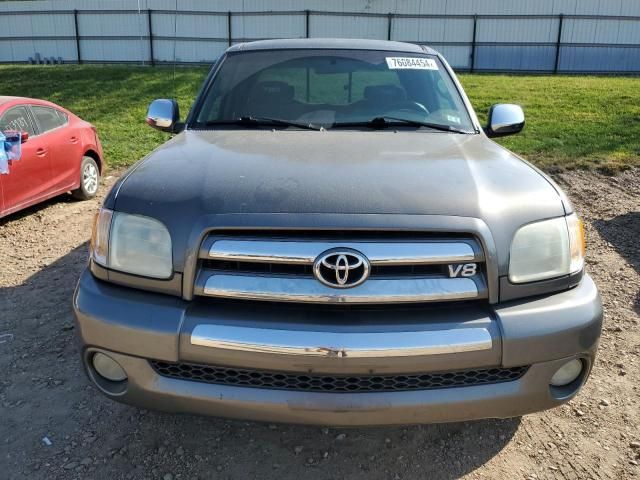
110, 130, 567, 272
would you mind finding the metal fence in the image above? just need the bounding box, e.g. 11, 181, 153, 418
1, 8, 639, 73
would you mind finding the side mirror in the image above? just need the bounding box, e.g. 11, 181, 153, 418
146, 99, 181, 133
485, 104, 525, 138
21, 132, 28, 143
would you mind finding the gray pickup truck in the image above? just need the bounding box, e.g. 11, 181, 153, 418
73, 39, 602, 426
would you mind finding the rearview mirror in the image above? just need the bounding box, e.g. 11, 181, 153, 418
146, 99, 181, 133
485, 104, 525, 138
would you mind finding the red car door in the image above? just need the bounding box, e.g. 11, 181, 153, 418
30, 105, 80, 190
0, 105, 54, 214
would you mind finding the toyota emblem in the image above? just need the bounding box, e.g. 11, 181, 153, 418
313, 249, 370, 288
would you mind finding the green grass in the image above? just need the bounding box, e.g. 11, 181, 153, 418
1, 65, 638, 173
460, 74, 640, 173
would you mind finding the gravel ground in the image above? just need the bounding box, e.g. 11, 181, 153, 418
0, 168, 638, 480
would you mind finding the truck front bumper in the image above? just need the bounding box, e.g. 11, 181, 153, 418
73, 269, 602, 426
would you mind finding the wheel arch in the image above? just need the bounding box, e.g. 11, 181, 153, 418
83, 149, 103, 173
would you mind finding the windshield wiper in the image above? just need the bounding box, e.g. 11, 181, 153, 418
205, 116, 322, 131
332, 116, 471, 134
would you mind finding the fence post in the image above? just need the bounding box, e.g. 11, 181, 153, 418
387, 13, 393, 41
305, 10, 310, 37
227, 11, 232, 46
73, 9, 82, 64
554, 14, 564, 74
147, 9, 154, 66
470, 14, 477, 72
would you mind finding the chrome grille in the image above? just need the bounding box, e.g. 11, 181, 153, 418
193, 234, 487, 304
150, 361, 527, 393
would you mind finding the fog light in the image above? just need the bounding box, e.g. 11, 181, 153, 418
550, 359, 583, 387
92, 353, 127, 382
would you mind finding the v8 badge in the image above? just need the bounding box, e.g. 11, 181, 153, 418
448, 263, 477, 278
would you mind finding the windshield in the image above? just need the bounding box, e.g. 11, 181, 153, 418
193, 49, 475, 132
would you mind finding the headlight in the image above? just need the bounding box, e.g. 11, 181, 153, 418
566, 213, 585, 274
509, 213, 585, 284
90, 208, 173, 279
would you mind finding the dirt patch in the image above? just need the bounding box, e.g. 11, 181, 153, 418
1, 169, 638, 480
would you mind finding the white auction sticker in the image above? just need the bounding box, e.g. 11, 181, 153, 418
385, 57, 439, 70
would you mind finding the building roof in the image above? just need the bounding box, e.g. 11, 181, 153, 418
228, 38, 437, 55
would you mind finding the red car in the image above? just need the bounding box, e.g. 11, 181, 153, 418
0, 96, 103, 218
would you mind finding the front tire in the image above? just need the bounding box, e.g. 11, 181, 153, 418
72, 156, 100, 200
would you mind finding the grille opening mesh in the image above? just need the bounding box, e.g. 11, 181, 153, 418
150, 361, 528, 393
202, 259, 452, 278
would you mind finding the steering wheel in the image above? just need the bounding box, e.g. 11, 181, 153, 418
383, 100, 430, 116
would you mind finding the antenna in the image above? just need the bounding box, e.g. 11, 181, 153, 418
172, 0, 178, 98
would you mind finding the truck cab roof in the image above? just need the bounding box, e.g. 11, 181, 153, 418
227, 38, 439, 56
